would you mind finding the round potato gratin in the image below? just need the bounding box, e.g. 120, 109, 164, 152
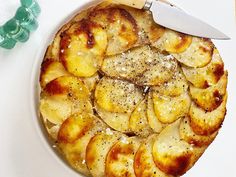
39, 2, 228, 177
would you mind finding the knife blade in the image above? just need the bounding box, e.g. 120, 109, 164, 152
113, 0, 230, 40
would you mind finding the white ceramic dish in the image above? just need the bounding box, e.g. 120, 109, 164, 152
0, 0, 236, 177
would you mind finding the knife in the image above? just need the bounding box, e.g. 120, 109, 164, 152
112, 0, 230, 40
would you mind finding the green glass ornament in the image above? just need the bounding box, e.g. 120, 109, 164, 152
20, 0, 41, 18
0, 27, 16, 49
3, 18, 30, 43
15, 6, 38, 31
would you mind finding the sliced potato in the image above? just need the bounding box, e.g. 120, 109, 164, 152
152, 68, 188, 97
40, 95, 92, 125
81, 73, 100, 91
152, 29, 192, 53
190, 72, 227, 111
45, 8, 90, 60
40, 76, 93, 125
89, 7, 138, 55
152, 92, 191, 124
44, 122, 60, 140
121, 7, 165, 44
40, 59, 70, 88
59, 19, 107, 77
147, 93, 165, 133
173, 37, 214, 67
180, 117, 217, 147
129, 98, 153, 137
102, 46, 178, 86
95, 102, 130, 132
105, 137, 141, 177
189, 94, 227, 136
95, 77, 144, 113
152, 120, 204, 176
86, 130, 122, 177
182, 48, 224, 88
134, 135, 171, 177
57, 113, 106, 176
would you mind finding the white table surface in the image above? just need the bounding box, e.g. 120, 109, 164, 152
0, 0, 235, 177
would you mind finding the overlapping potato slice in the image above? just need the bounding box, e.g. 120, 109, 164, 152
152, 29, 192, 53
89, 7, 138, 55
95, 77, 144, 113
40, 76, 92, 125
129, 98, 153, 137
121, 6, 165, 44
81, 73, 100, 91
190, 72, 227, 111
152, 68, 188, 97
102, 46, 178, 86
182, 48, 224, 88
173, 37, 214, 67
95, 77, 144, 132
43, 121, 60, 140
189, 94, 227, 136
57, 113, 106, 176
147, 93, 165, 133
86, 129, 122, 177
59, 19, 107, 77
152, 92, 191, 124
180, 117, 217, 147
45, 8, 90, 60
95, 103, 130, 132
40, 59, 70, 88
105, 136, 141, 177
134, 135, 171, 177
152, 120, 203, 176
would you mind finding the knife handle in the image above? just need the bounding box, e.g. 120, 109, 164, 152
112, 0, 149, 9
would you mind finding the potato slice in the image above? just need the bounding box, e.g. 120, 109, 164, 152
182, 48, 224, 88
190, 72, 227, 111
147, 93, 165, 133
89, 7, 138, 55
121, 7, 165, 44
102, 46, 178, 86
45, 8, 90, 60
59, 19, 107, 77
189, 94, 227, 136
57, 113, 106, 176
44, 122, 60, 141
95, 77, 144, 113
95, 102, 130, 132
94, 77, 143, 132
172, 37, 213, 67
152, 120, 204, 176
40, 95, 92, 125
180, 117, 217, 147
40, 76, 92, 125
105, 137, 141, 177
81, 73, 100, 91
134, 135, 171, 177
152, 92, 191, 124
129, 98, 153, 137
152, 29, 192, 53
151, 68, 188, 97
86, 129, 122, 177
40, 59, 70, 88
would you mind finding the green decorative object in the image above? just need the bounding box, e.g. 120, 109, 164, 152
0, 27, 16, 49
20, 0, 41, 18
3, 18, 30, 43
0, 0, 40, 49
15, 6, 38, 31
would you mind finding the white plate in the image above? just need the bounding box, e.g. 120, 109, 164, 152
0, 0, 236, 177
